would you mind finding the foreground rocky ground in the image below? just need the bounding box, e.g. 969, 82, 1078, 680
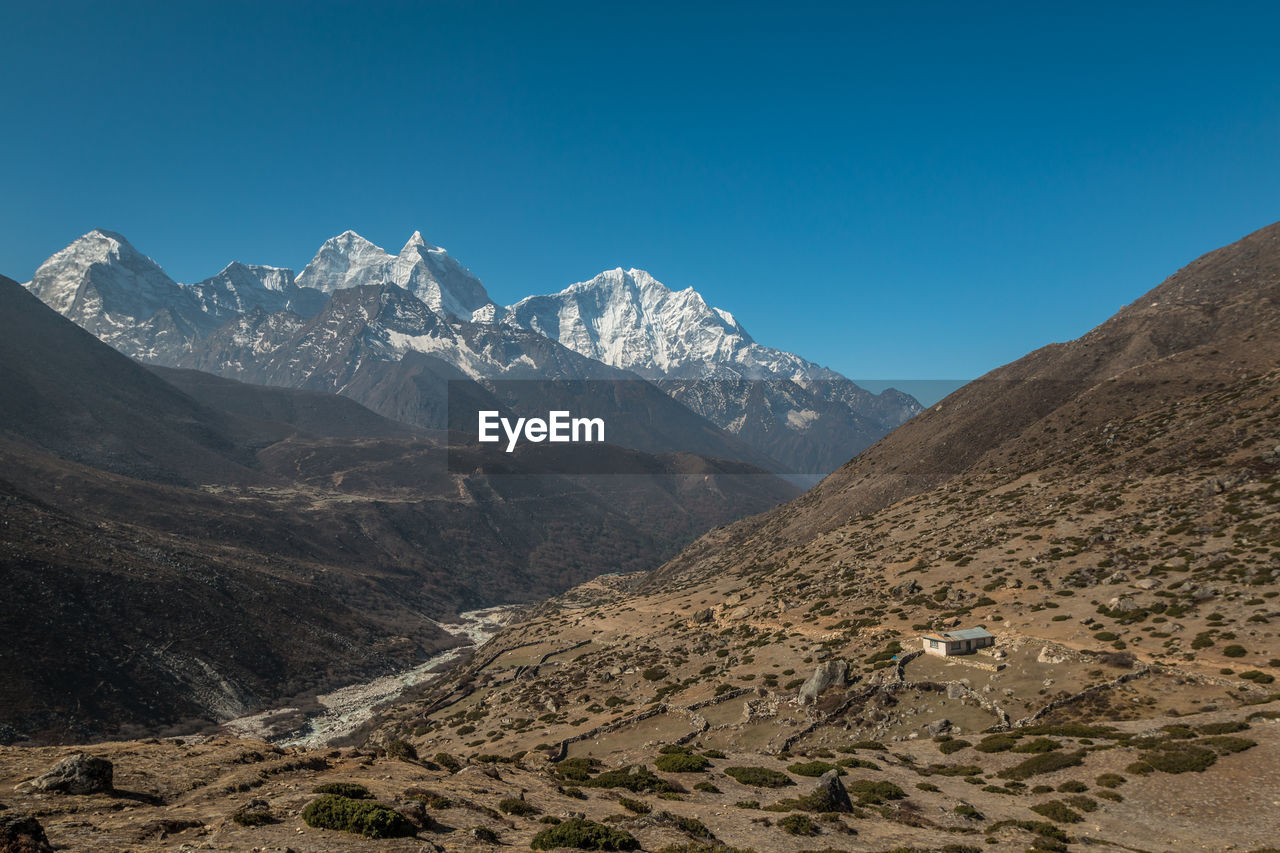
2, 695, 1278, 852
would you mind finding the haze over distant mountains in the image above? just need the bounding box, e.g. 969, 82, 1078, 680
23, 229, 920, 476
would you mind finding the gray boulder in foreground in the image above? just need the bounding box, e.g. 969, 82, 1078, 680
29, 753, 113, 795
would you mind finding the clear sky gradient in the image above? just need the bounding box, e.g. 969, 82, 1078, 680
2, 1, 1278, 381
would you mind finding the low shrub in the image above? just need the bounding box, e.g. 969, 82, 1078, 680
618, 797, 650, 815
1030, 800, 1083, 824
1011, 738, 1061, 754
498, 797, 540, 817
1127, 743, 1217, 775
997, 750, 1085, 781
787, 761, 840, 777
656, 753, 711, 773
693, 781, 721, 793
586, 766, 678, 794
312, 783, 372, 799
954, 803, 984, 820
938, 739, 971, 755
1200, 736, 1257, 755
975, 735, 1017, 753
1094, 773, 1125, 788
1063, 795, 1097, 813
1056, 780, 1087, 793
554, 757, 599, 782
385, 739, 417, 761
724, 766, 794, 788
301, 795, 416, 839
778, 813, 820, 836
530, 817, 639, 851
845, 780, 906, 805
433, 752, 462, 773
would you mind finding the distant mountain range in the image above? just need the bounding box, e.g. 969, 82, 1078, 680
23, 230, 920, 475
0, 273, 798, 741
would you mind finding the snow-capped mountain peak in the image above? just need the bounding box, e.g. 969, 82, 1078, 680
296, 230, 496, 322
504, 267, 809, 380
25, 229, 179, 318
295, 231, 395, 294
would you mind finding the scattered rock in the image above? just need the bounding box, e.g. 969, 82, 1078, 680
803, 770, 853, 813
890, 579, 920, 598
1108, 595, 1137, 612
691, 608, 713, 624
0, 814, 54, 853
1132, 578, 1162, 590
926, 718, 952, 736
28, 754, 113, 795
798, 660, 848, 704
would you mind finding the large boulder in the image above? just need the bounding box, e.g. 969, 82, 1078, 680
0, 814, 55, 853
29, 754, 113, 795
798, 660, 848, 704
890, 578, 920, 598
799, 770, 853, 813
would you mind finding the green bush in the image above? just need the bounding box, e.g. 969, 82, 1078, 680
660, 811, 714, 839
656, 753, 711, 773
312, 782, 372, 799
786, 760, 840, 777
301, 795, 416, 838
845, 779, 906, 805
1095, 773, 1125, 788
724, 766, 794, 788
1127, 743, 1217, 774
1030, 800, 1083, 824
997, 751, 1085, 780
777, 813, 820, 836
530, 817, 639, 851
1200, 736, 1257, 755
836, 756, 880, 770
385, 739, 417, 761
555, 757, 600, 782
498, 797, 540, 817
642, 667, 669, 681
1196, 721, 1248, 735
975, 735, 1017, 753
434, 752, 462, 773
693, 781, 721, 793
1223, 645, 1248, 658
1056, 780, 1087, 793
586, 766, 678, 793
954, 803, 984, 820
1063, 795, 1097, 813
618, 797, 650, 814
938, 739, 971, 755
1011, 738, 1061, 754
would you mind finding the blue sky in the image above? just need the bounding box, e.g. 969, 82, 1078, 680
2, 1, 1278, 382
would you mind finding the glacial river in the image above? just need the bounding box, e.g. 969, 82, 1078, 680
222, 605, 520, 747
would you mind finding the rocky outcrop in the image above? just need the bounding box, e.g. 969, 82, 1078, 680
0, 814, 54, 853
798, 660, 849, 704
801, 770, 853, 813
29, 754, 113, 795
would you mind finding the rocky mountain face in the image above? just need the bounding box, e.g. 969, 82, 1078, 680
23, 232, 918, 475
505, 267, 922, 474
0, 275, 798, 742
296, 230, 497, 322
